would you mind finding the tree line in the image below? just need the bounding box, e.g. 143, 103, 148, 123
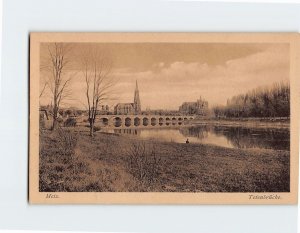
213, 82, 290, 118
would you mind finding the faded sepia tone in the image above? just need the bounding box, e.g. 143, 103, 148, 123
30, 33, 299, 204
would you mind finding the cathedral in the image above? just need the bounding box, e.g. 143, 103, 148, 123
179, 96, 209, 116
114, 80, 141, 115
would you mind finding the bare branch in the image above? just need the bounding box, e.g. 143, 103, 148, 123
41, 43, 74, 130
80, 46, 115, 136
39, 82, 48, 98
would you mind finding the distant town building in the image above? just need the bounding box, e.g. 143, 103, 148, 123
142, 109, 182, 116
179, 96, 208, 116
89, 105, 110, 115
98, 105, 110, 115
114, 80, 142, 115
114, 103, 135, 115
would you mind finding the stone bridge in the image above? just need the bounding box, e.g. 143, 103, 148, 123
94, 114, 195, 127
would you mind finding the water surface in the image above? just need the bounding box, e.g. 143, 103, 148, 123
102, 125, 290, 151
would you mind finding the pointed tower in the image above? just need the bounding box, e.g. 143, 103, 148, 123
134, 80, 141, 114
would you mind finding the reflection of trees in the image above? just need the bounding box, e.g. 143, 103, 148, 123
114, 125, 289, 151
179, 125, 289, 150
179, 126, 210, 140
213, 126, 289, 150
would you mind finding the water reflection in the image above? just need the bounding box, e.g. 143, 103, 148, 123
115, 128, 140, 135
109, 125, 289, 151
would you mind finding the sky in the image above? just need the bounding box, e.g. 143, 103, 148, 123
40, 43, 289, 110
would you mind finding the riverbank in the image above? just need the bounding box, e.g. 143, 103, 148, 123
192, 117, 289, 129
39, 129, 290, 192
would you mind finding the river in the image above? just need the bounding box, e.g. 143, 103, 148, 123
100, 125, 290, 151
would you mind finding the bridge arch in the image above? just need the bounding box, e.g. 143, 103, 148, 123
114, 117, 122, 127
125, 117, 131, 127
143, 117, 149, 126
134, 117, 140, 126
151, 117, 157, 126
159, 117, 164, 126
100, 117, 109, 126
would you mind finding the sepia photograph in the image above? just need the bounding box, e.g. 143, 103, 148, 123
29, 33, 299, 204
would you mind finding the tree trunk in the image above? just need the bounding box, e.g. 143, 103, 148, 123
52, 105, 59, 130
89, 120, 94, 137
52, 117, 58, 130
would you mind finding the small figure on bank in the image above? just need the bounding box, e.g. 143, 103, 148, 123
186, 138, 189, 144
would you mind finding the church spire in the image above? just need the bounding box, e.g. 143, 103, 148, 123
134, 80, 141, 114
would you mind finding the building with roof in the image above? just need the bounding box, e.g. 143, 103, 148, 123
179, 96, 208, 116
114, 80, 142, 115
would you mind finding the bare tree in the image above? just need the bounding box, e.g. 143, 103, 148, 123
81, 48, 115, 137
212, 81, 290, 118
39, 82, 48, 98
41, 43, 74, 130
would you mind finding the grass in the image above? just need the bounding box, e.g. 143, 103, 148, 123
39, 128, 290, 192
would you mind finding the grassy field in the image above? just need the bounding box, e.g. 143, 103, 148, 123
39, 128, 290, 192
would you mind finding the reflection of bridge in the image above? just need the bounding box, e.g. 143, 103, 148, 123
95, 115, 195, 127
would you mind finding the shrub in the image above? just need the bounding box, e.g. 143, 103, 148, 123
57, 117, 64, 124
64, 118, 77, 127
126, 142, 161, 185
93, 126, 101, 132
56, 128, 78, 156
40, 119, 46, 129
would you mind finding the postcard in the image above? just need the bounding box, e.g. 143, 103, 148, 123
29, 33, 299, 204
